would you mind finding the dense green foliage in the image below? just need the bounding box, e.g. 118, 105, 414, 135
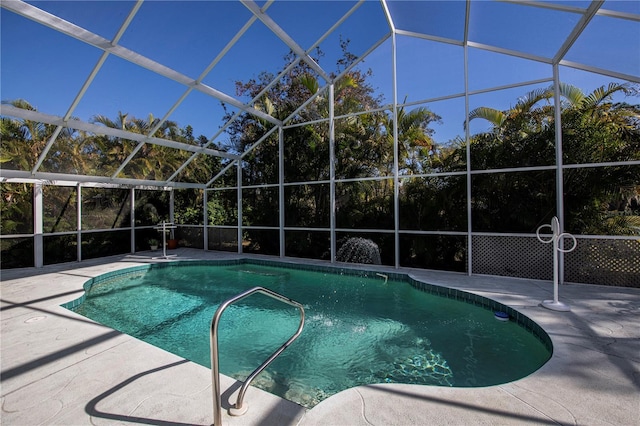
219, 49, 639, 265
463, 83, 640, 235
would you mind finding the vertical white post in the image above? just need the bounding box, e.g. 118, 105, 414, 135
279, 126, 285, 258
33, 182, 43, 268
77, 183, 82, 262
464, 41, 472, 275
329, 84, 336, 263
203, 189, 209, 251
552, 235, 560, 302
391, 32, 400, 269
237, 160, 243, 254
169, 188, 175, 240
552, 64, 566, 284
161, 222, 168, 258
130, 188, 136, 253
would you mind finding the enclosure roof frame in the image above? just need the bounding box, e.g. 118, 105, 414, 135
1, 0, 638, 189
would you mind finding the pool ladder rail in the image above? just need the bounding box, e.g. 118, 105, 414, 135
210, 286, 305, 425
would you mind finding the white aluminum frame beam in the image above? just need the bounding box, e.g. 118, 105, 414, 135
391, 30, 400, 269
76, 183, 82, 261
240, 0, 331, 83
205, 0, 366, 187
278, 126, 285, 258
394, 29, 464, 48
553, 63, 566, 284
0, 105, 239, 161
558, 60, 640, 84
503, 0, 640, 22
329, 85, 336, 262
203, 189, 209, 250
206, 126, 279, 187
464, 0, 473, 276
466, 41, 553, 65
1, 0, 281, 127
120, 2, 269, 182
281, 32, 391, 128
553, 0, 604, 65
237, 162, 243, 254
380, 0, 396, 32
130, 188, 136, 253
502, 0, 584, 14
0, 169, 203, 190
596, 7, 640, 22
33, 182, 44, 267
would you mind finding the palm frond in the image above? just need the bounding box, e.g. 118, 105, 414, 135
4, 99, 36, 111
91, 114, 119, 129
256, 96, 275, 117
514, 87, 552, 113
558, 82, 585, 107
300, 74, 319, 95
582, 83, 632, 110
337, 74, 357, 90
465, 107, 505, 130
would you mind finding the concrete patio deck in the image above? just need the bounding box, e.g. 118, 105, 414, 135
1, 248, 638, 425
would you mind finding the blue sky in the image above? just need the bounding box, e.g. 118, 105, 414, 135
1, 0, 638, 146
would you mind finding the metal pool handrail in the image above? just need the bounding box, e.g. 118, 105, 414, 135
210, 286, 305, 425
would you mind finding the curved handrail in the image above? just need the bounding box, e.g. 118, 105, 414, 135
210, 286, 305, 425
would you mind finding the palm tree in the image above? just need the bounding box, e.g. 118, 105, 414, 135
91, 112, 186, 181
384, 102, 441, 175
466, 82, 638, 143
559, 82, 639, 164
0, 99, 60, 171
1, 101, 92, 243
464, 82, 640, 234
560, 83, 640, 235
466, 86, 554, 134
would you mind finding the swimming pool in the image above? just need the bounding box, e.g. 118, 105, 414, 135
63, 259, 552, 408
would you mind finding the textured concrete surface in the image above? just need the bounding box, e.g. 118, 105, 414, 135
1, 248, 638, 425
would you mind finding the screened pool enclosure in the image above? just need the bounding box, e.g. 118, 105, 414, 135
1, 0, 639, 287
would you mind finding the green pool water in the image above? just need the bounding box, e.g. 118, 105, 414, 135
66, 261, 551, 408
